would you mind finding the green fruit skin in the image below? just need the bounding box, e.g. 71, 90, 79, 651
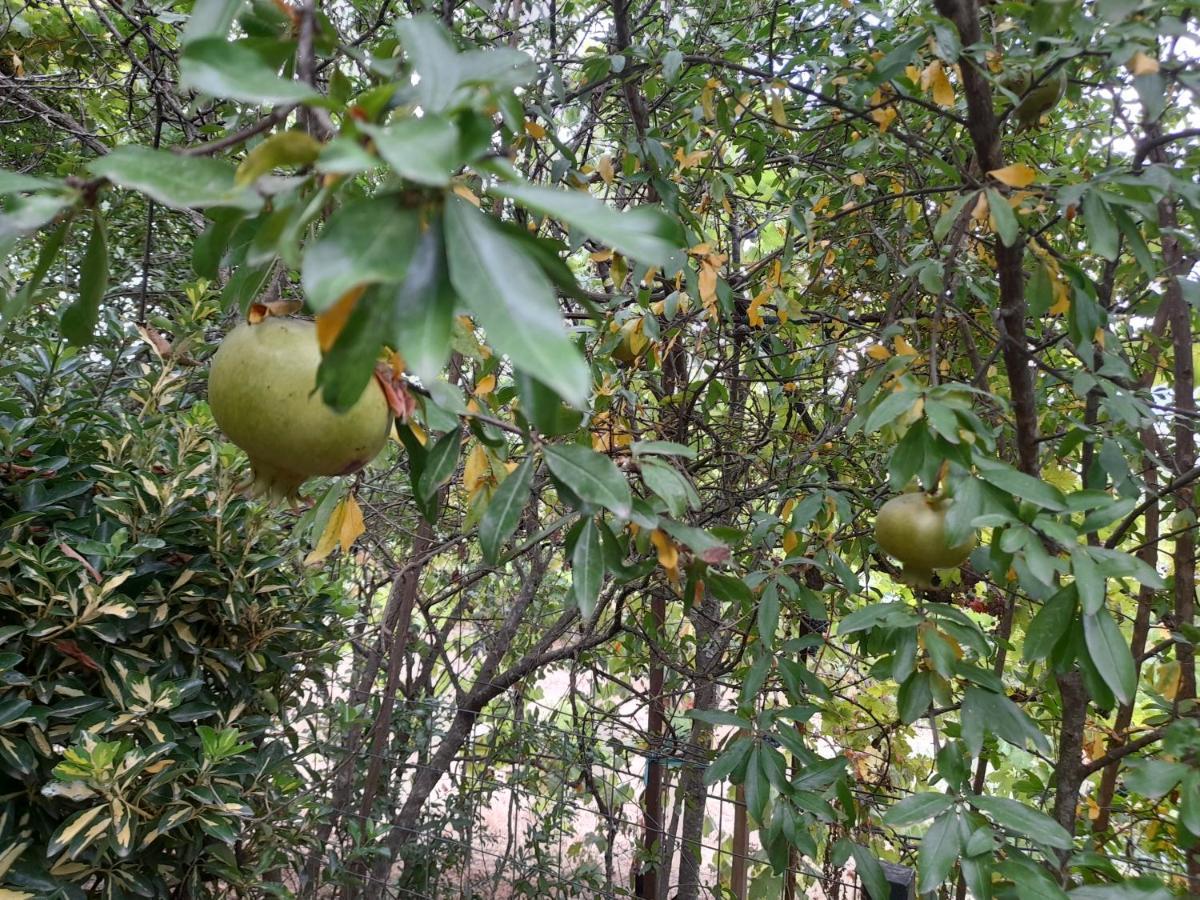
1014, 67, 1067, 131
874, 492, 977, 579
208, 318, 391, 498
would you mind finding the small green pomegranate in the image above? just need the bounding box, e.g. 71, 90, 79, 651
208, 317, 391, 502
874, 491, 976, 587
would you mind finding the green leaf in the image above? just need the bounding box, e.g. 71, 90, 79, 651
0, 191, 73, 240
571, 517, 604, 619
658, 519, 731, 565
0, 168, 55, 194
985, 188, 1019, 247
918, 810, 962, 893
934, 191, 973, 241
944, 476, 984, 548
864, 389, 919, 434
181, 0, 245, 44
47, 805, 110, 858
363, 116, 462, 187
1070, 547, 1105, 615
703, 736, 751, 785
1082, 189, 1119, 262
444, 197, 590, 407
417, 430, 460, 502
514, 372, 584, 436
1180, 770, 1200, 836
740, 651, 771, 705
897, 671, 932, 724
60, 213, 108, 346
493, 181, 683, 268
639, 458, 698, 518
872, 33, 926, 84
180, 38, 319, 105
395, 15, 534, 113
1083, 608, 1135, 706
1, 215, 70, 337
967, 795, 1073, 850
883, 792, 955, 827
543, 444, 632, 518
976, 459, 1066, 510
391, 218, 456, 383
757, 580, 780, 648
631, 440, 695, 459
301, 199, 420, 311
480, 457, 533, 564
961, 685, 1050, 756
316, 287, 390, 411
744, 745, 769, 824
1023, 584, 1077, 662
685, 708, 753, 729
1123, 759, 1187, 799
997, 859, 1068, 900
90, 147, 260, 211
849, 844, 890, 900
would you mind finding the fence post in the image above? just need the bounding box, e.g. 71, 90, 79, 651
730, 778, 749, 899
636, 590, 667, 899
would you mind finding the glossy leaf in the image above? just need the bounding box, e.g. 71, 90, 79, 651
180, 38, 319, 105
90, 147, 261, 211
543, 444, 632, 518
302, 199, 420, 311
494, 181, 683, 268
571, 517, 604, 618
444, 197, 590, 407
60, 212, 108, 346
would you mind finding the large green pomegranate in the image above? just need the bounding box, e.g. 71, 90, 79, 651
208, 317, 391, 502
874, 491, 976, 587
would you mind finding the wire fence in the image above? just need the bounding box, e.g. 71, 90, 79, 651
299, 688, 919, 899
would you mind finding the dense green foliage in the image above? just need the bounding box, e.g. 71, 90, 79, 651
1, 0, 1199, 897
0, 309, 344, 896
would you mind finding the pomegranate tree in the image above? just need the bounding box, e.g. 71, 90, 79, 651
208, 317, 391, 502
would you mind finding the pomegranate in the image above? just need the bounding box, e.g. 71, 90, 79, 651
874, 491, 976, 588
207, 317, 391, 502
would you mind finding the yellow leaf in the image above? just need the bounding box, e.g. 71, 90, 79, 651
1127, 51, 1159, 76
872, 106, 897, 132
1048, 270, 1070, 316
987, 163, 1038, 189
700, 77, 719, 120
850, 173, 866, 187
812, 195, 830, 214
650, 529, 679, 573
674, 147, 710, 170
782, 530, 799, 554
597, 154, 615, 185
970, 191, 989, 223
315, 286, 365, 352
865, 344, 891, 360
1154, 660, 1181, 700
921, 60, 955, 108
452, 184, 481, 206
894, 335, 918, 356
770, 90, 788, 126
474, 373, 496, 396
304, 495, 365, 566
234, 131, 322, 187
747, 286, 772, 327
524, 119, 546, 139
905, 64, 921, 83
463, 444, 491, 501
